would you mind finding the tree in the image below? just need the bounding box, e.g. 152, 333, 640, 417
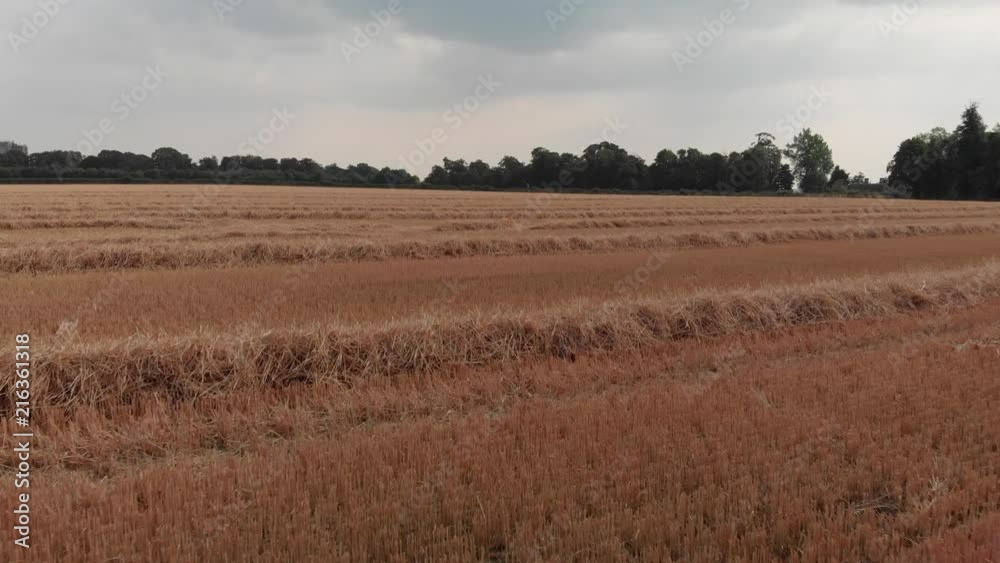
442, 158, 470, 186
887, 128, 954, 199
744, 132, 782, 192
828, 166, 849, 190
989, 127, 1000, 200
467, 160, 492, 186
29, 151, 82, 169
674, 148, 706, 191
424, 164, 449, 185
953, 103, 990, 199
0, 142, 28, 167
151, 147, 193, 170
79, 156, 102, 169
774, 164, 795, 192
849, 172, 869, 185
346, 163, 379, 183
493, 156, 527, 188
699, 152, 729, 193
784, 129, 834, 193
298, 158, 323, 178
649, 149, 679, 191
199, 156, 220, 171
528, 147, 562, 187
578, 142, 646, 191
239, 155, 264, 171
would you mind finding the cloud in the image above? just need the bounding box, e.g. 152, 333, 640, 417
1, 0, 998, 180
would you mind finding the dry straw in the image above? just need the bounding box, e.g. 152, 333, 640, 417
16, 261, 1000, 412
4, 221, 1000, 273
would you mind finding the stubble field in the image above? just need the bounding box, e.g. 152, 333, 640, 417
1, 184, 999, 562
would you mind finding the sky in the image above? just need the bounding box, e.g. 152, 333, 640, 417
2, 0, 998, 180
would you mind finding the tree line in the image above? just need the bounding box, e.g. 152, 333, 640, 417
887, 103, 1000, 200
0, 129, 862, 195
0, 147, 422, 187
2, 104, 998, 200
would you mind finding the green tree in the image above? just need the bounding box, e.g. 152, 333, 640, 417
493, 156, 527, 188
784, 129, 834, 193
467, 159, 492, 186
745, 132, 782, 192
528, 147, 562, 187
424, 164, 449, 185
198, 156, 219, 171
954, 103, 989, 199
649, 149, 679, 191
579, 142, 646, 191
151, 147, 193, 170
774, 164, 795, 192
887, 128, 953, 199
828, 166, 849, 190
989, 126, 1000, 200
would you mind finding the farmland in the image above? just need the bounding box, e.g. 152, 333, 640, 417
2, 184, 1000, 562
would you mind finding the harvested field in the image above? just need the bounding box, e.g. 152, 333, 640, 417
1, 184, 999, 562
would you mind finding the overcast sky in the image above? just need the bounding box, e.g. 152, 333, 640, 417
3, 0, 998, 179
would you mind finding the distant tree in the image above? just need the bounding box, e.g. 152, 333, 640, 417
528, 147, 563, 187
849, 172, 869, 185
649, 149, 679, 191
744, 132, 783, 192
424, 164, 449, 185
220, 156, 240, 173
578, 142, 646, 190
467, 159, 492, 186
151, 147, 193, 170
442, 158, 470, 186
493, 156, 527, 188
784, 129, 834, 192
953, 103, 990, 199
375, 167, 418, 185
828, 166, 850, 190
29, 150, 82, 169
774, 164, 795, 192
79, 156, 102, 169
887, 128, 954, 199
199, 156, 219, 171
298, 158, 323, 178
95, 150, 125, 169
674, 148, 706, 191
0, 145, 29, 167
702, 152, 730, 192
989, 127, 1000, 200
122, 152, 153, 171
345, 163, 378, 183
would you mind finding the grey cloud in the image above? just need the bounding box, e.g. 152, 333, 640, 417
1, 0, 998, 180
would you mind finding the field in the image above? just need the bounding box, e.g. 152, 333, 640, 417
2, 184, 1000, 562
